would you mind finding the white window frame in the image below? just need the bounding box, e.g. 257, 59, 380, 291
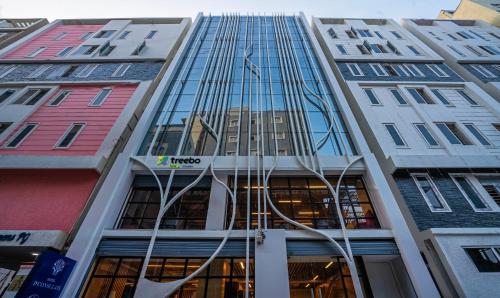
389, 88, 408, 105
25, 47, 46, 58
456, 89, 479, 106
413, 123, 440, 148
346, 63, 363, 76
450, 174, 496, 212
0, 65, 18, 78
118, 31, 131, 39
81, 32, 94, 40
272, 132, 286, 140
426, 64, 450, 78
27, 65, 52, 79
383, 123, 408, 147
274, 116, 283, 124
4, 122, 39, 148
430, 89, 454, 107
145, 30, 158, 39
464, 45, 485, 57
411, 173, 452, 212
370, 63, 388, 76
54, 122, 86, 149
471, 64, 496, 78
0, 88, 17, 105
111, 64, 132, 78
396, 65, 410, 77
76, 64, 98, 78
435, 122, 472, 145
11, 87, 52, 105
463, 123, 493, 147
48, 89, 71, 107
407, 45, 422, 56
448, 45, 466, 57
56, 46, 74, 57
336, 44, 348, 55
229, 119, 239, 127
89, 87, 112, 107
403, 64, 424, 77
228, 136, 238, 143
363, 88, 381, 105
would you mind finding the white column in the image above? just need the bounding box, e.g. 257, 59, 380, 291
205, 174, 228, 230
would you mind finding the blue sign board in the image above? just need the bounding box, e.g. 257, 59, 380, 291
15, 250, 76, 298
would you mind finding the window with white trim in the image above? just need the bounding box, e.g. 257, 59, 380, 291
403, 64, 424, 77
363, 88, 380, 105
278, 149, 287, 156
389, 89, 407, 105
89, 88, 112, 107
94, 30, 116, 38
0, 65, 17, 78
12, 88, 51, 105
4, 123, 38, 148
407, 46, 422, 56
55, 123, 85, 148
76, 64, 98, 78
464, 247, 500, 272
81, 32, 94, 40
477, 176, 500, 207
464, 45, 485, 57
145, 30, 157, 39
346, 63, 363, 76
383, 64, 399, 76
435, 122, 472, 145
471, 65, 496, 78
414, 123, 439, 147
336, 45, 348, 55
25, 47, 45, 58
412, 174, 451, 212
407, 88, 434, 104
431, 89, 452, 106
327, 28, 337, 39
112, 63, 132, 77
229, 119, 238, 128
356, 44, 371, 55
448, 45, 465, 57
56, 46, 73, 57
370, 63, 388, 76
48, 89, 71, 107
74, 45, 99, 55
118, 31, 131, 39
228, 136, 237, 143
456, 90, 478, 106
396, 65, 410, 77
272, 132, 286, 140
457, 31, 475, 39
426, 64, 449, 77
27, 65, 52, 79
479, 46, 500, 55
384, 123, 406, 147
0, 122, 12, 137
390, 31, 402, 39
451, 175, 492, 211
274, 116, 283, 124
0, 89, 16, 104
464, 123, 491, 146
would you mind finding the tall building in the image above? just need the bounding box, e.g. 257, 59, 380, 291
439, 0, 500, 27
0, 17, 190, 295
0, 19, 48, 50
313, 17, 500, 297
63, 13, 438, 298
403, 19, 500, 100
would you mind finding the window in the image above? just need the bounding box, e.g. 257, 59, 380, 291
429, 31, 442, 40
471, 65, 496, 78
48, 89, 71, 106
469, 30, 488, 41
356, 44, 371, 55
426, 64, 449, 77
327, 28, 337, 39
456, 90, 478, 106
52, 32, 68, 41
431, 89, 451, 105
396, 65, 410, 77
74, 45, 99, 55
412, 174, 450, 212
4, 123, 38, 148
277, 149, 287, 156
272, 132, 286, 140
0, 122, 12, 136
98, 42, 115, 56
457, 31, 475, 39
112, 63, 132, 77
414, 123, 439, 147
132, 41, 146, 55
80, 32, 94, 40
370, 44, 388, 54
407, 46, 422, 56
94, 30, 115, 38
0, 65, 17, 78
357, 29, 372, 37
384, 123, 406, 146
118, 31, 131, 39
447, 33, 458, 41
390, 89, 407, 105
479, 46, 500, 55
346, 63, 363, 76
370, 63, 388, 76
386, 41, 400, 55
478, 176, 500, 207
56, 46, 73, 57
12, 88, 50, 105
226, 151, 236, 156
228, 119, 239, 128
336, 44, 348, 55
25, 47, 45, 58
374, 31, 384, 39
493, 124, 500, 133
448, 45, 466, 57
464, 247, 500, 272
76, 64, 98, 78
274, 116, 283, 123
363, 88, 380, 105
89, 88, 112, 106
403, 64, 424, 77
435, 122, 472, 145
390, 31, 402, 39
27, 65, 52, 79
451, 175, 491, 211
464, 123, 491, 146
55, 123, 85, 148
407, 88, 434, 104
0, 89, 16, 104
145, 30, 157, 39
489, 32, 500, 40
465, 45, 485, 57
345, 30, 357, 39
228, 135, 237, 142
383, 64, 399, 76
59, 65, 79, 78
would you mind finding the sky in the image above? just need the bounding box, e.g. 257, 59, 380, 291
0, 0, 461, 22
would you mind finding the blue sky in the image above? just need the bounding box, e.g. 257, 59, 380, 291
0, 0, 461, 21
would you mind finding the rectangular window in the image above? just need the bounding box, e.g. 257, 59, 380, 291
274, 116, 283, 123
435, 122, 472, 145
336, 45, 348, 55
479, 46, 500, 55
489, 32, 500, 40
52, 32, 68, 41
471, 65, 496, 78
89, 88, 112, 107
356, 44, 371, 55
469, 30, 488, 40
357, 29, 372, 37
27, 65, 52, 79
60, 65, 79, 78
464, 123, 491, 146
272, 132, 286, 140
391, 31, 402, 39
478, 177, 500, 207
390, 89, 407, 105
447, 33, 458, 40
48, 89, 71, 106
228, 119, 239, 128
403, 64, 424, 77
74, 45, 99, 55
0, 122, 12, 136
118, 31, 131, 39
25, 47, 45, 58
4, 123, 38, 148
431, 89, 452, 106
370, 44, 387, 54
456, 90, 478, 106
132, 41, 146, 55
383, 64, 399, 76
0, 65, 17, 78
345, 30, 357, 39
429, 31, 442, 40
451, 175, 491, 211
370, 63, 388, 76
228, 135, 237, 142
0, 89, 16, 104
80, 32, 94, 40
448, 45, 466, 57
145, 30, 157, 39
346, 63, 363, 76
278, 149, 287, 156
56, 46, 73, 57
327, 28, 337, 39
98, 42, 115, 56
396, 65, 410, 77
384, 123, 406, 146
407, 88, 434, 104
374, 31, 384, 39
94, 30, 115, 38
412, 174, 450, 211
55, 123, 85, 148
386, 41, 401, 55
457, 31, 474, 39
414, 123, 439, 147
76, 64, 98, 78
426, 64, 449, 77
112, 63, 132, 77
464, 247, 500, 272
407, 46, 422, 56
465, 45, 485, 57
363, 88, 380, 105
12, 88, 50, 105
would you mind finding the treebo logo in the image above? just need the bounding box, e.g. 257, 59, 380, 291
156, 156, 201, 168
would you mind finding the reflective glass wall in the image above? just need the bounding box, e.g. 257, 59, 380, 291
139, 15, 355, 157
